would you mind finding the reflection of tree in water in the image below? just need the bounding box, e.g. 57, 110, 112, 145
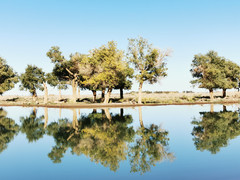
0, 108, 19, 153
74, 109, 135, 172
47, 109, 135, 171
47, 109, 84, 163
47, 108, 174, 174
20, 109, 45, 142
128, 107, 174, 174
192, 106, 240, 154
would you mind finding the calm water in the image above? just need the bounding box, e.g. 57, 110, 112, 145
1, 104, 240, 180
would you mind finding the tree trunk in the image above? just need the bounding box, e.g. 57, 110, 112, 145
59, 89, 62, 100
120, 88, 123, 99
59, 108, 62, 118
71, 79, 77, 102
210, 104, 214, 113
92, 90, 97, 102
104, 108, 112, 121
101, 109, 105, 118
72, 109, 78, 131
120, 108, 124, 117
32, 90, 37, 102
33, 107, 37, 116
138, 107, 144, 128
43, 82, 48, 104
104, 88, 112, 104
209, 89, 214, 101
138, 82, 143, 104
223, 105, 227, 112
101, 89, 105, 102
44, 107, 48, 129
222, 89, 227, 98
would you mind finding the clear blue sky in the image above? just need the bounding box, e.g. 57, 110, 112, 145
0, 0, 240, 95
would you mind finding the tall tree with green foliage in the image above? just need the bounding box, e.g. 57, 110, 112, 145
114, 62, 134, 99
78, 53, 101, 102
0, 57, 18, 95
19, 65, 45, 101
20, 65, 53, 103
86, 41, 126, 104
128, 37, 169, 104
220, 60, 240, 98
190, 51, 225, 100
47, 47, 85, 102
46, 72, 68, 100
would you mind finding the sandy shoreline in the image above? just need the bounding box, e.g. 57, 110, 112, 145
0, 91, 239, 109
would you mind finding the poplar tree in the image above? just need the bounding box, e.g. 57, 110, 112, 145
0, 57, 18, 95
220, 60, 240, 98
47, 47, 84, 102
190, 51, 225, 100
128, 37, 169, 104
19, 65, 45, 101
190, 51, 240, 99
85, 41, 126, 104
46, 72, 68, 100
114, 62, 134, 99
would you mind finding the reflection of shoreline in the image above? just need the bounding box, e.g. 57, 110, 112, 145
1, 101, 240, 109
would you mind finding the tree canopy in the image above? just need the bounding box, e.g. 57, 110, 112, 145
19, 65, 45, 98
190, 51, 240, 99
0, 57, 18, 95
128, 37, 169, 104
47, 47, 85, 102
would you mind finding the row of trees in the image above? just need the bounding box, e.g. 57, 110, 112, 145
1, 42, 240, 103
0, 37, 170, 104
190, 51, 240, 100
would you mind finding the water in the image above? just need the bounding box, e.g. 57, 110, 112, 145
0, 104, 240, 180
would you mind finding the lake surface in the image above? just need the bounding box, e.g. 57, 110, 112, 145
0, 104, 240, 180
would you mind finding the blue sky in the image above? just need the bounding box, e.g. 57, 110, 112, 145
0, 0, 240, 95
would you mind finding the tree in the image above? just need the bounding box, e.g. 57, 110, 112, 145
79, 53, 102, 102
19, 65, 45, 101
20, 65, 52, 103
128, 37, 169, 104
220, 60, 240, 98
190, 51, 225, 100
0, 57, 18, 95
114, 62, 134, 99
86, 41, 126, 104
47, 47, 85, 102
46, 72, 68, 100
